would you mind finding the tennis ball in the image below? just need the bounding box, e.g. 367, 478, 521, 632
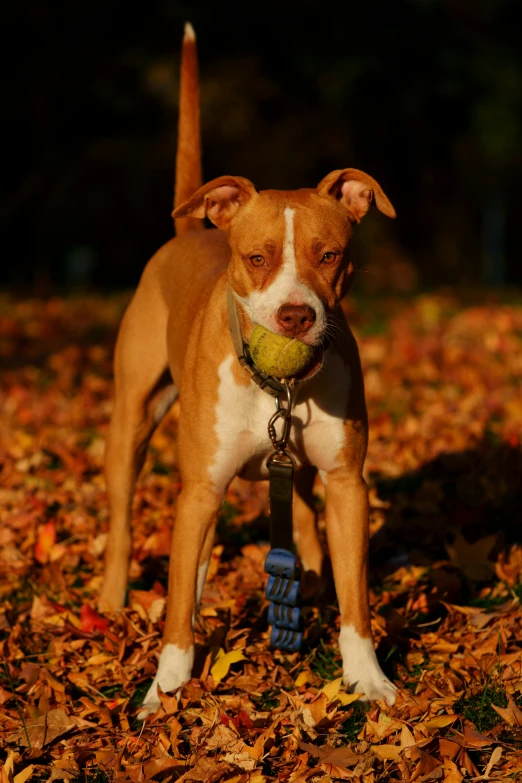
249, 324, 315, 378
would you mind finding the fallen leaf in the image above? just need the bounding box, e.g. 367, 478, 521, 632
423, 714, 458, 732
372, 744, 402, 760
442, 759, 463, 783
210, 649, 247, 684
491, 698, 522, 727
321, 676, 343, 702
301, 692, 329, 726
298, 742, 362, 768
7, 709, 76, 748
320, 761, 352, 779
445, 532, 498, 581
462, 726, 493, 748
34, 520, 56, 564
294, 671, 309, 687
483, 746, 502, 778
13, 767, 35, 783
400, 724, 416, 748
1, 752, 15, 783
80, 604, 109, 634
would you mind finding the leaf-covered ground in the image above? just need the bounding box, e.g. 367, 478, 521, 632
1, 291, 522, 782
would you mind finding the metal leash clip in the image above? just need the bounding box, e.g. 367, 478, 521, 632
264, 382, 303, 652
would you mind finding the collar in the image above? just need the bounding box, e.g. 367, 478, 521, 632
227, 285, 287, 397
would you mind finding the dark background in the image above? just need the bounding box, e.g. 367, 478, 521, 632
3, 0, 521, 293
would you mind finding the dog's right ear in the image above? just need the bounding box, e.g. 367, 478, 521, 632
172, 176, 257, 229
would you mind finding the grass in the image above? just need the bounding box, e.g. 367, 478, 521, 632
252, 687, 281, 711
82, 771, 111, 783
309, 640, 342, 680
468, 592, 509, 610
337, 704, 368, 742
455, 686, 507, 732
129, 680, 151, 711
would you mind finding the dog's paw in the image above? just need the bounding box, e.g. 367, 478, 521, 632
344, 671, 397, 706
339, 625, 397, 707
137, 643, 194, 720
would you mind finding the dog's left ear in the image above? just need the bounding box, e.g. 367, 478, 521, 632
317, 168, 396, 223
172, 175, 257, 229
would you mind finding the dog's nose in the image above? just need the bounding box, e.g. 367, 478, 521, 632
277, 304, 316, 338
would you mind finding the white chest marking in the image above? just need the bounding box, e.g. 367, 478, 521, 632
237, 207, 326, 344
209, 353, 350, 492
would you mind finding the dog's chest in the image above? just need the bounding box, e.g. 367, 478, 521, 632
208, 353, 350, 489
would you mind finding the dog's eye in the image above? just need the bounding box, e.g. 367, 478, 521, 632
321, 252, 338, 264
250, 255, 266, 267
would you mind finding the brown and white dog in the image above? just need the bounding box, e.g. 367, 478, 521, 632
99, 23, 398, 716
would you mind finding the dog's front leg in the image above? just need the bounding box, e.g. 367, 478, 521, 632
139, 481, 221, 717
324, 470, 397, 706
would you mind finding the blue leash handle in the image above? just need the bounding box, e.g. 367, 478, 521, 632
265, 547, 302, 651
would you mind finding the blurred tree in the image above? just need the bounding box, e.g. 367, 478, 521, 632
2, 0, 521, 291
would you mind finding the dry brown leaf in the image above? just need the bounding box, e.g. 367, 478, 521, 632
462, 726, 493, 748
456, 748, 479, 776
483, 746, 502, 778
1, 753, 15, 783
320, 761, 353, 779
400, 724, 417, 748
142, 758, 184, 779
491, 698, 522, 727
366, 713, 403, 741
403, 744, 440, 777
13, 766, 35, 783
49, 757, 80, 782
372, 744, 402, 761
442, 759, 463, 783
297, 742, 362, 769
7, 709, 76, 748
301, 692, 329, 727
439, 739, 461, 760
445, 533, 498, 581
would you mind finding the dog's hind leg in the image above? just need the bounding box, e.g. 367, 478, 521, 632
99, 274, 177, 612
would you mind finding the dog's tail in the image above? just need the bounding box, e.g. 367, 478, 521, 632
173, 22, 203, 236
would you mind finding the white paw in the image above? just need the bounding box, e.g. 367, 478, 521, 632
339, 625, 397, 707
137, 643, 194, 720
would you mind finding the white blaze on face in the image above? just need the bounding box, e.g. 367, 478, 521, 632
238, 206, 326, 345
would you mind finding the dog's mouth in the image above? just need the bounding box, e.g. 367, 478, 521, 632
293, 348, 325, 382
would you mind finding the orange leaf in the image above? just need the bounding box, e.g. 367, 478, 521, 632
443, 759, 463, 783
462, 726, 493, 748
34, 519, 56, 564
320, 761, 352, 779
372, 744, 402, 761
80, 604, 109, 634
491, 698, 522, 727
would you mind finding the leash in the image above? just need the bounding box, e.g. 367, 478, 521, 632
264, 384, 303, 651
226, 286, 302, 651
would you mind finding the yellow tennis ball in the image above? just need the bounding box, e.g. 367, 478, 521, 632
249, 324, 315, 378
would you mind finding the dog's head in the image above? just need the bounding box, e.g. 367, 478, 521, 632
173, 170, 395, 348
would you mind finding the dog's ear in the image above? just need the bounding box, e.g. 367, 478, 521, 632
317, 168, 396, 223
172, 176, 257, 229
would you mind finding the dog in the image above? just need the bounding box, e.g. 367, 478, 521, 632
99, 23, 398, 716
